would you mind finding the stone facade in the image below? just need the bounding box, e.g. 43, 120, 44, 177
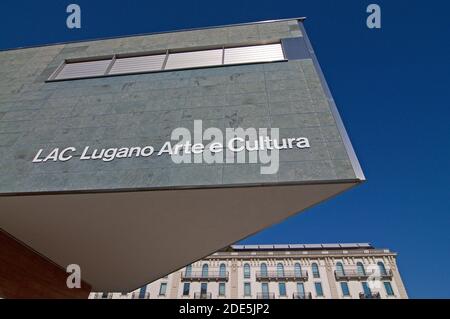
0, 19, 358, 194
90, 243, 408, 299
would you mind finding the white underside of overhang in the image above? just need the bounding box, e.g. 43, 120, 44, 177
0, 182, 357, 291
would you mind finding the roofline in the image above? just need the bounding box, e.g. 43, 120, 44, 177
227, 243, 376, 251
0, 16, 307, 53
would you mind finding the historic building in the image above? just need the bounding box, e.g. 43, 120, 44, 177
90, 243, 407, 299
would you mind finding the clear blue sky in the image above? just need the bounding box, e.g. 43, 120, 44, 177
1, 0, 449, 298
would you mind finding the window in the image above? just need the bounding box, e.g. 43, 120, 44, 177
183, 283, 190, 296
261, 283, 269, 296
278, 282, 287, 296
277, 263, 285, 277
159, 283, 167, 296
49, 43, 285, 81
362, 282, 371, 296
185, 265, 192, 277
224, 43, 284, 65
244, 263, 251, 279
219, 263, 227, 278
165, 48, 223, 70
384, 282, 394, 296
202, 264, 209, 278
378, 262, 387, 276
218, 283, 226, 296
201, 283, 208, 294
260, 263, 268, 277
336, 262, 345, 276
297, 283, 305, 295
314, 282, 324, 297
138, 286, 147, 299
340, 282, 350, 297
357, 262, 366, 276
294, 263, 302, 277
244, 283, 252, 296
312, 263, 320, 278
54, 59, 111, 80
109, 54, 166, 74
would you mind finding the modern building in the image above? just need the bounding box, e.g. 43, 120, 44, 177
90, 243, 408, 299
0, 17, 365, 296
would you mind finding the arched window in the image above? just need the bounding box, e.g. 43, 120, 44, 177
185, 265, 192, 277
294, 263, 302, 277
377, 262, 387, 276
260, 263, 268, 277
243, 263, 251, 279
312, 262, 320, 278
277, 263, 285, 277
357, 262, 366, 276
336, 262, 345, 276
202, 264, 209, 277
219, 263, 227, 277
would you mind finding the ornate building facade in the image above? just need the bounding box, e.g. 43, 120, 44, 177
90, 243, 408, 299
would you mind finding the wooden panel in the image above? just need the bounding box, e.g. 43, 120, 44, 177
0, 230, 91, 299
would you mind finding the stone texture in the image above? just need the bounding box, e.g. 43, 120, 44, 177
0, 19, 358, 194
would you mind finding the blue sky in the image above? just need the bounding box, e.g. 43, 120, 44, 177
1, 0, 449, 298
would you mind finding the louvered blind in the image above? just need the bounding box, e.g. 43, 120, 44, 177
50, 43, 285, 81
165, 49, 223, 70
224, 44, 284, 65
109, 54, 166, 75
54, 59, 111, 80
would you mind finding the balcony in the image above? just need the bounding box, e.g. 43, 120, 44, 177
257, 292, 275, 299
293, 292, 312, 299
181, 271, 229, 282
130, 292, 150, 299
379, 269, 394, 279
256, 270, 308, 281
93, 293, 113, 299
194, 292, 212, 299
359, 292, 381, 299
335, 268, 393, 281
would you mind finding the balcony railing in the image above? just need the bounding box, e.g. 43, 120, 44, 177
293, 292, 312, 299
257, 292, 275, 299
94, 293, 113, 299
256, 270, 308, 281
194, 292, 212, 299
130, 292, 150, 299
359, 292, 381, 299
335, 268, 393, 281
181, 271, 229, 282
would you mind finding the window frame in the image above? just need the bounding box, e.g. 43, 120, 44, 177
218, 283, 226, 296
312, 262, 320, 278
244, 282, 252, 296
278, 282, 287, 296
182, 282, 190, 296
47, 42, 286, 82
314, 282, 324, 297
243, 263, 251, 279
340, 282, 350, 297
384, 281, 395, 296
159, 282, 167, 296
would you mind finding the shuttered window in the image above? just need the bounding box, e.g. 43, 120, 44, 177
165, 49, 223, 70
49, 43, 285, 81
54, 59, 111, 80
109, 54, 166, 74
224, 44, 284, 65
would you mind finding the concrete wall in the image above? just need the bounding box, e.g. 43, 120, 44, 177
0, 19, 357, 194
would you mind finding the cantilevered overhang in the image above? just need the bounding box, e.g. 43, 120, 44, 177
0, 181, 360, 291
